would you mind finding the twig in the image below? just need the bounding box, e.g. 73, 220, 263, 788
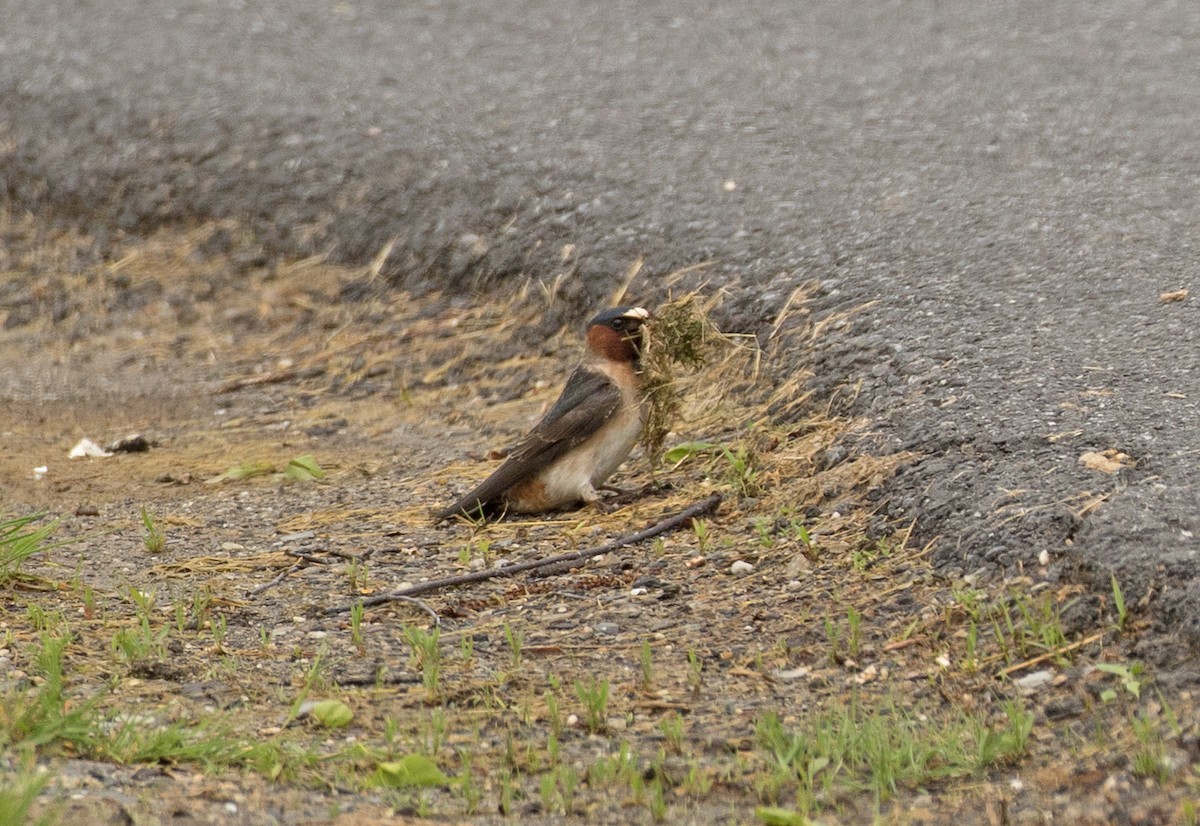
249, 563, 306, 595
218, 366, 326, 394
322, 493, 723, 616
882, 637, 924, 653
997, 630, 1108, 677
386, 595, 442, 626
286, 549, 332, 565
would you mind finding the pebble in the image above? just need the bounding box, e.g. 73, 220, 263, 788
1014, 669, 1055, 694
1044, 695, 1084, 720
730, 560, 754, 576
772, 666, 810, 681
595, 623, 619, 636
785, 556, 811, 577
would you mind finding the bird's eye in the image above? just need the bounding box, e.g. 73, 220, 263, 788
612, 318, 626, 330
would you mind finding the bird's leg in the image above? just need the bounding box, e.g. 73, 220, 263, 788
596, 483, 631, 496
579, 483, 602, 504
580, 483, 619, 514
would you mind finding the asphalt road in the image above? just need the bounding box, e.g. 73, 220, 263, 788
3, 1, 1199, 668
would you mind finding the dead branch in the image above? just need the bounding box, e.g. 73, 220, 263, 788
322, 493, 723, 616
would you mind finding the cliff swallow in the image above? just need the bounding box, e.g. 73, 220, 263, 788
434, 306, 651, 522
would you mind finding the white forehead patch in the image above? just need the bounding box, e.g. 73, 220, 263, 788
623, 307, 650, 320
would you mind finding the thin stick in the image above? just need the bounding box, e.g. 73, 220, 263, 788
322, 493, 723, 615
997, 630, 1108, 677
249, 563, 305, 595
387, 595, 442, 627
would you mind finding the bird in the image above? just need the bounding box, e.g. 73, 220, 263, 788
434, 305, 652, 522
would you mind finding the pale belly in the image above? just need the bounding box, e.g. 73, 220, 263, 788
508, 404, 643, 512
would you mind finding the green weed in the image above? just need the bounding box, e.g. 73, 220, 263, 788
574, 677, 610, 733
403, 625, 442, 702
139, 506, 166, 553
0, 513, 56, 579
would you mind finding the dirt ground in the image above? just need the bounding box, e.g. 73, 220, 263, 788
2, 214, 1199, 824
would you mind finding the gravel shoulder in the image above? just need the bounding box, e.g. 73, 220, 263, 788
1, 220, 1198, 824
4, 1, 1200, 656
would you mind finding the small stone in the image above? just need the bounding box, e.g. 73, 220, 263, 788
854, 664, 879, 685
730, 560, 754, 576
772, 667, 810, 681
1044, 695, 1083, 721
566, 714, 579, 727
631, 575, 663, 588
108, 434, 152, 453
785, 556, 811, 577
1014, 669, 1055, 694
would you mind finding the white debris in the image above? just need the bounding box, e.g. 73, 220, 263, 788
68, 438, 112, 458
771, 666, 810, 681
1014, 669, 1055, 695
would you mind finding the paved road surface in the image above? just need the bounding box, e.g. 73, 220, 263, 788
3, 0, 1199, 667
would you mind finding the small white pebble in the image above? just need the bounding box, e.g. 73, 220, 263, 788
1014, 669, 1055, 694
307, 631, 327, 640
629, 587, 649, 597
730, 560, 754, 576
566, 714, 579, 727
224, 802, 238, 814
1038, 549, 1050, 566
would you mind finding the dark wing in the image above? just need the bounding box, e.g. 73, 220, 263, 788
433, 366, 622, 521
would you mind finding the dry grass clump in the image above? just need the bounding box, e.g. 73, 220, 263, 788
638, 293, 745, 463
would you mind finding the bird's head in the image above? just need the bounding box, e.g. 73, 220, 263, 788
585, 306, 652, 364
